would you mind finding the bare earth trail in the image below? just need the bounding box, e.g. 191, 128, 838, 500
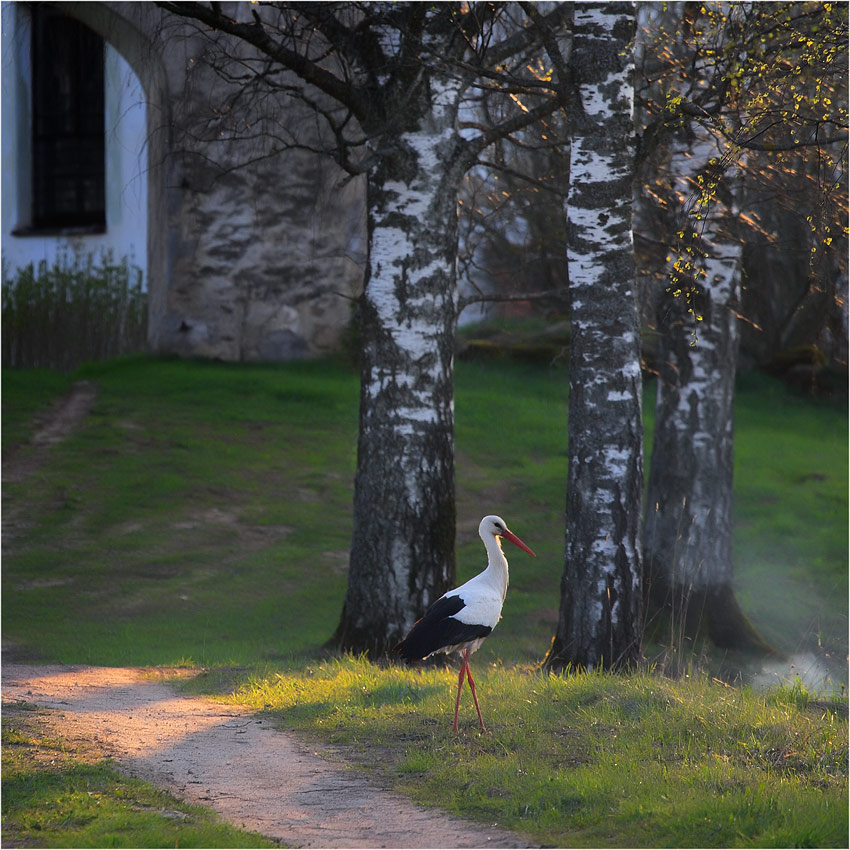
2, 664, 531, 848
2, 380, 99, 546
3, 384, 532, 847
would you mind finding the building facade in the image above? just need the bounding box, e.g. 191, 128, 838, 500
1, 1, 366, 361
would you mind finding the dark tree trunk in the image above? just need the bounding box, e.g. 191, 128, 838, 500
543, 2, 644, 674
643, 125, 775, 661
644, 254, 773, 658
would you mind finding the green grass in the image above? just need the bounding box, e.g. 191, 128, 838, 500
3, 356, 359, 666
732, 371, 848, 670
2, 706, 281, 848
2, 367, 74, 451
2, 353, 847, 847
2, 356, 846, 674
2, 250, 147, 371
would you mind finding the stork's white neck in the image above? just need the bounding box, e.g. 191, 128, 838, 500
481, 532, 510, 599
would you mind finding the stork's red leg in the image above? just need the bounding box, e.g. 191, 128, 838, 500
464, 654, 487, 733
453, 655, 467, 733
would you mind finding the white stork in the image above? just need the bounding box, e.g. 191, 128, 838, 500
396, 514, 535, 732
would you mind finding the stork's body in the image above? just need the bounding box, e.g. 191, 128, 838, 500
397, 515, 535, 732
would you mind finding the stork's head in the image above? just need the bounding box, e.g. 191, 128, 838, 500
479, 515, 536, 556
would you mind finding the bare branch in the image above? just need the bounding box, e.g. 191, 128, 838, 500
459, 95, 563, 169
484, 3, 571, 68
156, 1, 370, 121
458, 286, 568, 312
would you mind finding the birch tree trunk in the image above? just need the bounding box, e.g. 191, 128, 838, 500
641, 1, 775, 659
644, 127, 773, 658
543, 2, 644, 673
330, 74, 468, 657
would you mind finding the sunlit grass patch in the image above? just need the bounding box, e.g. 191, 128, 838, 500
229, 654, 848, 847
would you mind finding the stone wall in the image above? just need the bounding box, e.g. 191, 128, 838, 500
72, 1, 366, 362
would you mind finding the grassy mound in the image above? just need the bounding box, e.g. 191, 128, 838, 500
2, 354, 847, 846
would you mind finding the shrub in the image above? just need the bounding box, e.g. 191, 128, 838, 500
2, 248, 147, 371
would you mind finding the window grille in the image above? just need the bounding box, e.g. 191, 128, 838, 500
30, 5, 105, 231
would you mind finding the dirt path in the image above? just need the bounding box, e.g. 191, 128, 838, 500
2, 664, 532, 848
3, 380, 99, 549
3, 380, 98, 484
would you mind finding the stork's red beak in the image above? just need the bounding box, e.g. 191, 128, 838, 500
501, 528, 536, 557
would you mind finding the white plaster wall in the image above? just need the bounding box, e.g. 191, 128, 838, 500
1, 2, 147, 283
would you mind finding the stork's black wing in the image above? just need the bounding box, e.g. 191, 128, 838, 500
396, 594, 492, 661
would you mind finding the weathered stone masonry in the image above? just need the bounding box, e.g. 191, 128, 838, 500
66, 1, 366, 361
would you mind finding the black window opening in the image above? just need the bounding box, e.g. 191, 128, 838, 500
30, 5, 106, 232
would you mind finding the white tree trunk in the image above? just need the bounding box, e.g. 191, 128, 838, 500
646, 131, 742, 589
332, 74, 468, 656
644, 82, 771, 653
545, 2, 643, 673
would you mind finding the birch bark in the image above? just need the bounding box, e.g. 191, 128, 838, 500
645, 194, 773, 651
543, 2, 643, 673
330, 71, 469, 656
643, 23, 773, 655
330, 6, 572, 657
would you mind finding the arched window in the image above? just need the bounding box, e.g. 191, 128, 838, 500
30, 4, 105, 231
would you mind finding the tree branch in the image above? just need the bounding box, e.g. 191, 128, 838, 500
157, 1, 370, 121
485, 3, 571, 68
458, 286, 567, 312
459, 94, 564, 170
